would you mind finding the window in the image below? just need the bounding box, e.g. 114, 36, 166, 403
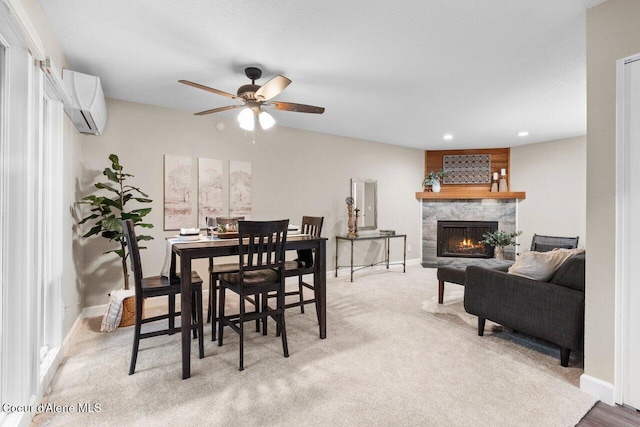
1, 5, 65, 424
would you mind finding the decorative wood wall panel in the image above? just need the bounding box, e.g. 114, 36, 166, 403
424, 148, 510, 193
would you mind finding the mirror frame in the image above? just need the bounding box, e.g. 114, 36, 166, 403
350, 178, 377, 230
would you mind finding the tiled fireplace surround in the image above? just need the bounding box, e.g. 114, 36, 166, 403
421, 199, 517, 267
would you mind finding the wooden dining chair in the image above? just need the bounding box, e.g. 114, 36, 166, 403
217, 219, 289, 371
263, 216, 323, 337
206, 216, 250, 342
122, 219, 204, 375
281, 216, 324, 309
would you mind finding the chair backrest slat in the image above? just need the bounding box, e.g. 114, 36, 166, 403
122, 219, 144, 298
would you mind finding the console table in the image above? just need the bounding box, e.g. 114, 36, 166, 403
335, 234, 407, 282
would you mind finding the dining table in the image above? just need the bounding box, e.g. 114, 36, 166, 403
171, 234, 327, 379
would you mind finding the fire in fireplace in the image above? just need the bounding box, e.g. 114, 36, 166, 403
437, 220, 498, 258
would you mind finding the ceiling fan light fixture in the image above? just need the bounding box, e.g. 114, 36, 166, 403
258, 111, 275, 130
237, 107, 255, 131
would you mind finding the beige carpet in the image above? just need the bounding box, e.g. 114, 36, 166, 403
33, 265, 596, 426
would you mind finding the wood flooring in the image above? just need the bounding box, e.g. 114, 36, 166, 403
578, 402, 640, 426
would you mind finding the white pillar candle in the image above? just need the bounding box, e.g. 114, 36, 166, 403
501, 168, 506, 176
493, 172, 498, 180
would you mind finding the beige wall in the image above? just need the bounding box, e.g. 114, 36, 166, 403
79, 99, 424, 307
511, 136, 586, 250
586, 0, 640, 385
21, 0, 84, 336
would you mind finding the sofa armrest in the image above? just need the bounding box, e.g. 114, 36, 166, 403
463, 266, 584, 350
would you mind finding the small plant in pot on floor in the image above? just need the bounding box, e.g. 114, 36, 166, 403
480, 230, 522, 259
79, 154, 154, 329
79, 154, 154, 290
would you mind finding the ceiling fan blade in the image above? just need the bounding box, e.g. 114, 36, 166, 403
194, 105, 244, 116
255, 75, 292, 101
271, 101, 325, 114
179, 80, 239, 100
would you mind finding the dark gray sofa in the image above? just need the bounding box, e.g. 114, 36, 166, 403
463, 253, 585, 366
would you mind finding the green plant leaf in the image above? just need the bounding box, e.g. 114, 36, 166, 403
131, 208, 152, 216
103, 167, 119, 182
95, 182, 119, 193
102, 198, 123, 210
137, 223, 154, 228
133, 197, 152, 203
109, 154, 122, 171
102, 217, 122, 232
82, 224, 103, 238
101, 230, 119, 240
78, 213, 99, 225
104, 249, 125, 257
121, 212, 142, 221
136, 235, 154, 241
80, 195, 102, 204
124, 185, 149, 197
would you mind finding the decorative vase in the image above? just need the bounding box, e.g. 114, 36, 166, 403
347, 204, 357, 238
498, 177, 508, 192
494, 247, 505, 260
431, 180, 441, 193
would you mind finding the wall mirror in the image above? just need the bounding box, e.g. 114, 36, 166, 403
351, 178, 377, 230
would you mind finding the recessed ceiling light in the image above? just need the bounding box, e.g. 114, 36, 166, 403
443, 134, 453, 140
517, 131, 529, 137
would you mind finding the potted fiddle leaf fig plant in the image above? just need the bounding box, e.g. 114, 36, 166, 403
79, 154, 154, 291
423, 170, 448, 193
480, 229, 522, 260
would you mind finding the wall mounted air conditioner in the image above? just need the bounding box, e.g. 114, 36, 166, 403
62, 69, 108, 135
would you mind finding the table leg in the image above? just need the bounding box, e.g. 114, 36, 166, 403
335, 238, 338, 278
350, 240, 354, 282
386, 237, 390, 269
316, 239, 327, 339
180, 254, 192, 380
403, 235, 407, 273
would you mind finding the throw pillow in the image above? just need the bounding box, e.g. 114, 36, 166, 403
508, 248, 585, 281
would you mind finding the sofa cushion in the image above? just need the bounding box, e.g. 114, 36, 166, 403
437, 259, 513, 285
508, 248, 585, 281
549, 253, 586, 291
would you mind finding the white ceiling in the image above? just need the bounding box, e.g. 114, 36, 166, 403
38, 0, 603, 150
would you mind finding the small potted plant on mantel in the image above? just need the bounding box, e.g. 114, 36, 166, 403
423, 170, 448, 193
480, 230, 522, 259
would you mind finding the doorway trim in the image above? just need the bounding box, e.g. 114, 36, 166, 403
614, 52, 640, 406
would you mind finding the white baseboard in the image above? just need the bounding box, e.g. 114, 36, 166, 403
81, 303, 107, 319
62, 314, 82, 357
80, 292, 209, 320
580, 374, 615, 405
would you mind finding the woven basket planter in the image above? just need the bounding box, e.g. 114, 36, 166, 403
119, 296, 145, 327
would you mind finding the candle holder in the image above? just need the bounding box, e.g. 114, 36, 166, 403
346, 197, 357, 238
499, 177, 509, 192
490, 171, 499, 192
498, 169, 508, 192
354, 208, 360, 237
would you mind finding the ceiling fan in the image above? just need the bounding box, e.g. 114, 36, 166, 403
179, 67, 325, 131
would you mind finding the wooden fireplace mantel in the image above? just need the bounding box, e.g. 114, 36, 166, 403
415, 190, 526, 200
